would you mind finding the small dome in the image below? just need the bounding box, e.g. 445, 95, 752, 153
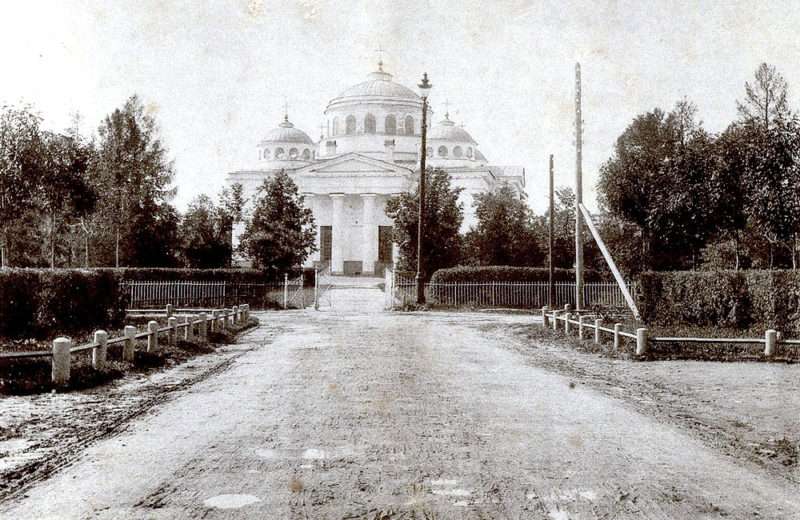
429, 115, 477, 144
261, 116, 314, 145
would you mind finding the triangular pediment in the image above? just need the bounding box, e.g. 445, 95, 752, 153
295, 153, 412, 176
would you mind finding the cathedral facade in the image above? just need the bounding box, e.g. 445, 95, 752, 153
226, 64, 526, 275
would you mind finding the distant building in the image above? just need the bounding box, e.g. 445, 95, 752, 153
226, 63, 526, 275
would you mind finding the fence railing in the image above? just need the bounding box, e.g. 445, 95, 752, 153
0, 304, 251, 386
386, 271, 636, 310
125, 278, 308, 310
544, 306, 787, 359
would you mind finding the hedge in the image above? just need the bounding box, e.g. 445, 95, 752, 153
93, 267, 316, 287
430, 266, 606, 284
637, 270, 800, 335
0, 269, 125, 339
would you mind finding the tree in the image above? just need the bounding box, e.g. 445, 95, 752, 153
737, 63, 791, 129
218, 183, 246, 267
90, 95, 176, 267
464, 186, 543, 266
179, 195, 231, 268
0, 103, 43, 267
385, 168, 463, 276
238, 170, 315, 272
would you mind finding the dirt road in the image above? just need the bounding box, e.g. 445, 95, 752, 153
1, 288, 797, 519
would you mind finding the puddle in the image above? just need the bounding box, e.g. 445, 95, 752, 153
203, 494, 261, 509
303, 448, 326, 459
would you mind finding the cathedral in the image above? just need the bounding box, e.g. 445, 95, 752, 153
226, 62, 526, 275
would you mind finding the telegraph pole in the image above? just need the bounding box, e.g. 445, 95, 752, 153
575, 63, 584, 310
548, 154, 554, 308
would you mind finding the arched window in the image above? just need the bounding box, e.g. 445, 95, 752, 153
289, 148, 299, 160
332, 118, 339, 136
365, 113, 376, 134
437, 146, 448, 157
263, 148, 271, 160
302, 149, 311, 160
404, 115, 414, 135
466, 147, 473, 158
384, 115, 396, 135
426, 146, 433, 156
345, 115, 356, 134
453, 146, 463, 158
275, 147, 285, 159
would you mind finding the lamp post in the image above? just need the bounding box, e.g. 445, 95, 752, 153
416, 73, 432, 304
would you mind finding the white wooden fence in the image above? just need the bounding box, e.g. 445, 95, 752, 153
0, 304, 251, 387
126, 277, 307, 309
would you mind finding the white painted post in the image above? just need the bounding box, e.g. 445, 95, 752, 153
564, 304, 571, 313
552, 310, 559, 331
541, 306, 549, 328
92, 330, 108, 370
578, 315, 585, 339
183, 316, 191, 341
52, 337, 72, 387
222, 309, 229, 330
232, 305, 239, 325
283, 273, 289, 310
636, 327, 648, 355
123, 325, 136, 361
210, 310, 218, 333
147, 321, 159, 353
166, 303, 173, 318
314, 268, 320, 311
186, 316, 195, 342
594, 319, 602, 343
765, 329, 777, 357
613, 323, 621, 350
564, 313, 571, 334
168, 317, 178, 346
199, 312, 207, 344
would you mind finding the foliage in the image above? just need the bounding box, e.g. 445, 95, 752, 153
89, 95, 178, 267
238, 170, 316, 273
385, 168, 463, 278
179, 195, 231, 268
737, 62, 792, 129
464, 186, 543, 266
430, 265, 605, 283
98, 266, 315, 285
637, 270, 800, 335
0, 269, 125, 339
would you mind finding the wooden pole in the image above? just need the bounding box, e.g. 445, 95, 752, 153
575, 62, 584, 311
549, 154, 554, 308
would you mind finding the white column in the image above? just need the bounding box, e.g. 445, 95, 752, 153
331, 193, 345, 274
302, 193, 316, 268
361, 194, 377, 275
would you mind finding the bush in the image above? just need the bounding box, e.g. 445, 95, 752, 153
0, 269, 126, 339
637, 270, 800, 335
94, 267, 316, 287
430, 265, 606, 284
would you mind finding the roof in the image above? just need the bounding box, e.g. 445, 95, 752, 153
261, 117, 314, 145
428, 115, 476, 144
331, 69, 420, 102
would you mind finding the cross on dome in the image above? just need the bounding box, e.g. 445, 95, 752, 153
376, 44, 386, 71
282, 97, 291, 122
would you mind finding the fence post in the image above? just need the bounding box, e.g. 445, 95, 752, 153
92, 330, 108, 370
232, 305, 239, 325
541, 306, 549, 328
564, 304, 571, 313
52, 337, 71, 387
564, 313, 571, 334
314, 268, 320, 310
243, 304, 249, 321
552, 310, 559, 331
613, 323, 621, 350
300, 273, 305, 308
210, 310, 218, 333
283, 273, 289, 310
636, 327, 648, 355
578, 315, 585, 340
199, 312, 207, 344
188, 316, 197, 341
765, 329, 777, 357
168, 316, 178, 346
123, 325, 136, 361
594, 318, 602, 343
222, 309, 229, 329
147, 321, 159, 353
166, 303, 173, 318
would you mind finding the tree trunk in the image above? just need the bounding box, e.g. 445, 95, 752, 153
115, 229, 120, 268
85, 233, 89, 268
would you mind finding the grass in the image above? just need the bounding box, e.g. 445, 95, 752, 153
0, 316, 260, 395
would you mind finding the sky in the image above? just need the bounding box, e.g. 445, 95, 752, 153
2, 0, 799, 214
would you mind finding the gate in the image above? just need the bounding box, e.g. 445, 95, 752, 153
314, 267, 333, 309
